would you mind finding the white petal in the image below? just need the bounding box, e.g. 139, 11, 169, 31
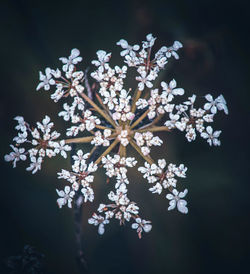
64, 186, 70, 194
71, 48, 80, 58
206, 126, 213, 135
204, 103, 211, 110
179, 189, 188, 198
169, 79, 176, 89
213, 130, 221, 138
205, 94, 213, 102
143, 224, 152, 232
132, 223, 139, 229
166, 194, 174, 200
98, 224, 105, 235
168, 199, 176, 210
173, 88, 184, 96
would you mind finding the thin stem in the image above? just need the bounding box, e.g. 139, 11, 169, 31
129, 139, 154, 165
94, 138, 119, 165
131, 88, 142, 114
64, 136, 94, 144
70, 144, 88, 273
130, 109, 150, 129
88, 146, 98, 159
80, 92, 116, 128
119, 144, 126, 158
136, 126, 171, 133
95, 93, 116, 123
139, 114, 164, 129
95, 124, 115, 131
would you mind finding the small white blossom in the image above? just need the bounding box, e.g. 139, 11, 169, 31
131, 218, 152, 238
26, 157, 43, 174
59, 48, 82, 72
201, 126, 221, 146
136, 71, 154, 91
204, 94, 228, 115
166, 188, 188, 214
50, 140, 71, 158
116, 39, 140, 56
92, 50, 111, 70
161, 79, 184, 101
36, 68, 55, 91
56, 186, 75, 208
88, 213, 109, 235
4, 145, 27, 168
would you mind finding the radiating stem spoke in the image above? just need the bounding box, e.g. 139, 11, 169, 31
131, 88, 142, 114
119, 144, 126, 158
94, 138, 120, 165
139, 114, 164, 129
129, 139, 154, 165
80, 92, 116, 128
136, 126, 171, 133
130, 109, 150, 129
65, 136, 94, 144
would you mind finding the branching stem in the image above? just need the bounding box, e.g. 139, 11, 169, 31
129, 139, 154, 165
136, 126, 171, 133
130, 109, 150, 129
94, 138, 120, 165
80, 92, 116, 128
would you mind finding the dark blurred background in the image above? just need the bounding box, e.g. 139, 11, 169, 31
0, 0, 249, 273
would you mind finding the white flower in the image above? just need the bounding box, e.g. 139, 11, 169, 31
26, 156, 43, 174
13, 130, 27, 144
116, 39, 140, 56
161, 79, 184, 101
142, 33, 156, 49
59, 48, 82, 72
36, 68, 55, 91
204, 94, 228, 115
56, 186, 75, 208
14, 116, 27, 132
201, 126, 221, 146
36, 115, 54, 134
58, 103, 73, 121
103, 90, 118, 110
175, 164, 187, 178
81, 186, 94, 202
92, 50, 111, 69
185, 127, 196, 142
50, 140, 71, 158
138, 162, 160, 178
136, 71, 153, 91
166, 188, 188, 214
131, 218, 152, 238
149, 183, 162, 194
4, 145, 27, 168
215, 95, 228, 115
165, 41, 183, 59
88, 213, 109, 235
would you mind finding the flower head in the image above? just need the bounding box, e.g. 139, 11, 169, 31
4, 34, 228, 239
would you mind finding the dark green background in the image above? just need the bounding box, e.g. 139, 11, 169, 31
1, 0, 249, 273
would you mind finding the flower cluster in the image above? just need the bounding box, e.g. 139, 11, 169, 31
57, 150, 97, 206
5, 34, 228, 238
134, 131, 163, 155
4, 116, 71, 174
165, 94, 228, 144
138, 159, 188, 213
